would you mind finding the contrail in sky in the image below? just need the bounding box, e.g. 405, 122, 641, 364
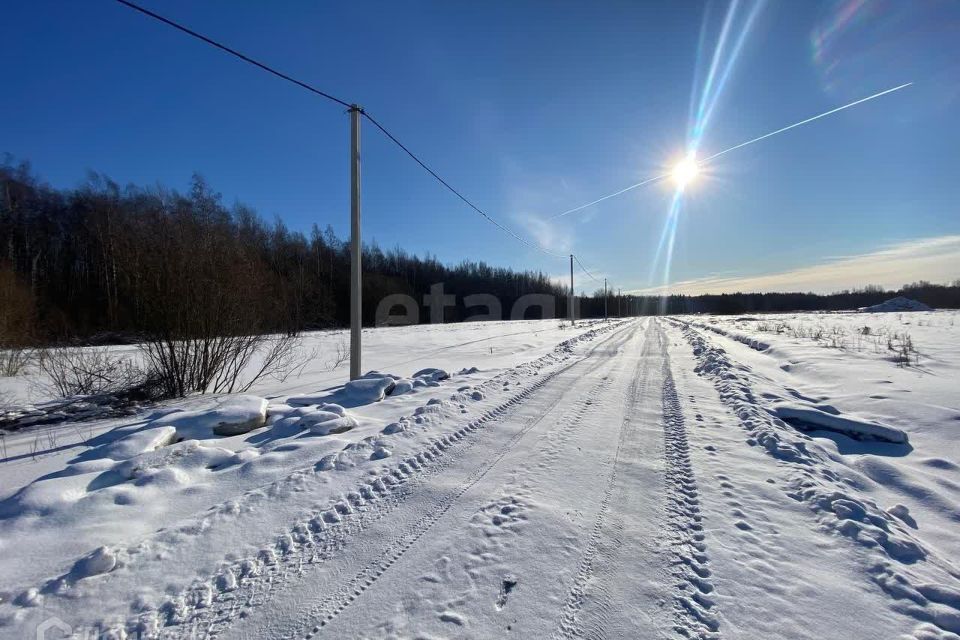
550, 82, 912, 220
700, 82, 912, 162
550, 174, 668, 219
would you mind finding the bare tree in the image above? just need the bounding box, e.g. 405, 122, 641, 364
0, 264, 35, 376
136, 177, 309, 397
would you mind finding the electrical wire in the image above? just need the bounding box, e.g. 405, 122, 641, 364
114, 0, 353, 109
573, 255, 601, 284
110, 1, 910, 304
114, 0, 567, 260
361, 112, 567, 259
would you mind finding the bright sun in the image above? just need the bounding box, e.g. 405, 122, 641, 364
672, 156, 699, 188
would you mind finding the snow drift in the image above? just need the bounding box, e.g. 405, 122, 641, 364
771, 402, 910, 444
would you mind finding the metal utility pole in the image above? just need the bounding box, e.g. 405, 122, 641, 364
569, 254, 575, 325
604, 278, 608, 321
349, 105, 362, 380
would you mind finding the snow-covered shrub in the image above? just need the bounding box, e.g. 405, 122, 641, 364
887, 331, 918, 366
39, 346, 155, 399
141, 332, 309, 397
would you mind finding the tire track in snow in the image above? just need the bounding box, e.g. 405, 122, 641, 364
552, 319, 719, 640
552, 327, 649, 640
308, 328, 644, 637
152, 321, 638, 639
673, 319, 960, 639
299, 372, 618, 639
661, 347, 719, 638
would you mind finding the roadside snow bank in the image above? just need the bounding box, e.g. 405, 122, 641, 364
771, 402, 909, 445
151, 395, 268, 438
688, 319, 771, 351
675, 319, 960, 638
103, 425, 178, 460
287, 368, 451, 407
268, 403, 359, 436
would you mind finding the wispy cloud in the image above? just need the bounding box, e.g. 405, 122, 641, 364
500, 161, 576, 256
514, 212, 572, 256
630, 235, 960, 295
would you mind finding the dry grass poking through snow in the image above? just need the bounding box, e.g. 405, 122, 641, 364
729, 313, 929, 366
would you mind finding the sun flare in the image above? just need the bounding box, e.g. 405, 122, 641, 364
672, 156, 699, 188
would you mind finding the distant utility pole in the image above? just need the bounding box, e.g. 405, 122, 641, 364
569, 254, 575, 325
349, 105, 362, 380
618, 288, 622, 317
604, 278, 608, 321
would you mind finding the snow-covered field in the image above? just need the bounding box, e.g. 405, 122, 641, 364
1, 313, 959, 639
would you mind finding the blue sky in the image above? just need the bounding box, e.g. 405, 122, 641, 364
2, 0, 958, 294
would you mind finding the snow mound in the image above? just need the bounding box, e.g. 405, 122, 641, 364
411, 367, 450, 382
70, 546, 117, 580
286, 368, 451, 407
103, 425, 178, 461
267, 403, 359, 436
306, 413, 358, 436
0, 439, 239, 519
343, 375, 396, 403
772, 402, 909, 444
388, 368, 450, 396
115, 440, 237, 481
151, 395, 268, 439
389, 379, 416, 395
289, 372, 399, 407
858, 296, 932, 312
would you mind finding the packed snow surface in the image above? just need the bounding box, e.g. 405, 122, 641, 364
1, 313, 959, 639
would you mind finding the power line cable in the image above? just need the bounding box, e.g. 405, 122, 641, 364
361, 112, 567, 259
114, 0, 352, 109
573, 255, 601, 284
113, 0, 566, 260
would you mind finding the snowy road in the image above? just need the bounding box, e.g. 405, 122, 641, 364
171, 319, 715, 639
4, 315, 960, 639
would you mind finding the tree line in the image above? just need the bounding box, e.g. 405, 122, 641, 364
3, 157, 958, 353
0, 158, 568, 348
578, 281, 960, 319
